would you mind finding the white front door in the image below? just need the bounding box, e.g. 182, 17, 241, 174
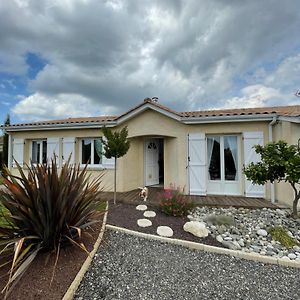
207, 135, 241, 195
145, 139, 159, 186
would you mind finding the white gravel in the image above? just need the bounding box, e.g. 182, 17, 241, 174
75, 230, 300, 300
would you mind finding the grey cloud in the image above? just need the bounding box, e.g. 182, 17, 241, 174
0, 0, 299, 120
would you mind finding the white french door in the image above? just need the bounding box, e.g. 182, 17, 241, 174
207, 135, 241, 195
145, 138, 159, 186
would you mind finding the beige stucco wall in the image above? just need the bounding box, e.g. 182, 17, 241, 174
273, 121, 300, 207
8, 108, 299, 207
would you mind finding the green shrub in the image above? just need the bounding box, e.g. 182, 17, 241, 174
205, 214, 235, 226
268, 226, 299, 249
159, 186, 194, 217
0, 159, 105, 297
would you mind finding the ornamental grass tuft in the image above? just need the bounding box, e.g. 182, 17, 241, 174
0, 158, 105, 298
268, 226, 299, 249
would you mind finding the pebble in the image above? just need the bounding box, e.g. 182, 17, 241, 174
288, 253, 297, 260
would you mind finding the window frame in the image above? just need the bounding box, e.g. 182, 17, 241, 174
30, 139, 47, 165
79, 137, 103, 168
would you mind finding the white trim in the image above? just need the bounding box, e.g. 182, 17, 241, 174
8, 134, 12, 170
117, 103, 181, 125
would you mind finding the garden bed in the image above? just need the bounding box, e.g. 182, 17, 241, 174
107, 202, 224, 247
0, 219, 103, 300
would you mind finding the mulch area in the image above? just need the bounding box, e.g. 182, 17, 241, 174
107, 201, 224, 248
0, 217, 104, 300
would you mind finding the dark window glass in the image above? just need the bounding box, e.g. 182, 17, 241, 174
94, 139, 102, 164
224, 136, 237, 181
42, 141, 47, 164
32, 141, 38, 163
208, 137, 221, 180
82, 139, 91, 164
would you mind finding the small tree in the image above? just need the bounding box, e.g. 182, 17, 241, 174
244, 140, 300, 217
102, 126, 130, 204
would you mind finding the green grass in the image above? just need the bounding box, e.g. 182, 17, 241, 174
268, 226, 299, 249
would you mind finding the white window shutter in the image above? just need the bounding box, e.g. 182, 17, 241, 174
47, 138, 60, 165
62, 137, 75, 165
102, 137, 115, 169
12, 138, 24, 167
243, 131, 265, 198
188, 133, 207, 195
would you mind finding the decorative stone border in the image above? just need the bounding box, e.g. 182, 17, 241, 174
62, 203, 109, 300
106, 224, 300, 269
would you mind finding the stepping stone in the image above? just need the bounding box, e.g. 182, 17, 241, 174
143, 211, 156, 218
157, 226, 173, 237
137, 219, 152, 227
136, 204, 147, 211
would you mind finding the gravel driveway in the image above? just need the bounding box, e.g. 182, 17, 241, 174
75, 230, 300, 300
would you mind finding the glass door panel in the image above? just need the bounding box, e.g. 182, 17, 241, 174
224, 136, 237, 181
207, 136, 221, 180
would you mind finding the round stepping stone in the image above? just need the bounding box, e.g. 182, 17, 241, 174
136, 204, 147, 211
137, 219, 152, 227
143, 211, 156, 218
157, 226, 173, 237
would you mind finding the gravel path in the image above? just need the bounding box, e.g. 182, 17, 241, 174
75, 230, 300, 300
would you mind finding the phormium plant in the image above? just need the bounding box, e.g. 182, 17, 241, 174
0, 158, 105, 298
159, 185, 194, 217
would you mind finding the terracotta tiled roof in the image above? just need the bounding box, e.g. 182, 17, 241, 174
3, 100, 300, 129
6, 116, 117, 128
180, 105, 300, 118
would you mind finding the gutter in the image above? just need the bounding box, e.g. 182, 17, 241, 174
268, 116, 277, 204
182, 114, 277, 124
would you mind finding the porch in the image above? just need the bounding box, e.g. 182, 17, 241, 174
102, 187, 278, 209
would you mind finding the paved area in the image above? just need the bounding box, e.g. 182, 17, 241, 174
75, 230, 300, 300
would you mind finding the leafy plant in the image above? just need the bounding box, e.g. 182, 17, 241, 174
159, 186, 194, 217
1, 114, 10, 170
102, 126, 130, 204
244, 141, 300, 217
268, 226, 299, 249
0, 158, 105, 298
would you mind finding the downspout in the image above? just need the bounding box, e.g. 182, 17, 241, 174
268, 116, 277, 203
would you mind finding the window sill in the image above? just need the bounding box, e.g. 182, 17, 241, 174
79, 165, 114, 171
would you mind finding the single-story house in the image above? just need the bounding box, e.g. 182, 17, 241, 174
3, 98, 300, 207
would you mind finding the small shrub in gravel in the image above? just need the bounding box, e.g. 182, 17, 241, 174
159, 185, 194, 217
268, 226, 299, 248
205, 213, 235, 226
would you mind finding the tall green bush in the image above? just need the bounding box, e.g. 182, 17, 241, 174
244, 140, 300, 217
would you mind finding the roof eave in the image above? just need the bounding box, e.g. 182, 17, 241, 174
182, 114, 278, 124
4, 121, 117, 132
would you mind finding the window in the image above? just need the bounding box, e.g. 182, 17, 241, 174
81, 138, 102, 165
32, 140, 47, 164
207, 135, 238, 181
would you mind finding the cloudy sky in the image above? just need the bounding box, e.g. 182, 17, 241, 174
0, 0, 300, 123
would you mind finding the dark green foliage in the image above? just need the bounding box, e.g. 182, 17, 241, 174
159, 186, 194, 217
0, 159, 105, 297
102, 126, 130, 204
268, 226, 298, 249
2, 114, 10, 168
244, 141, 300, 217
102, 126, 130, 159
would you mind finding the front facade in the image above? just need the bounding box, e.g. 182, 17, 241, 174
3, 99, 300, 207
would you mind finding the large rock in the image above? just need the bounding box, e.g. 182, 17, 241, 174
136, 205, 148, 211
183, 221, 209, 238
143, 211, 156, 218
157, 226, 173, 237
257, 229, 268, 237
137, 219, 152, 227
